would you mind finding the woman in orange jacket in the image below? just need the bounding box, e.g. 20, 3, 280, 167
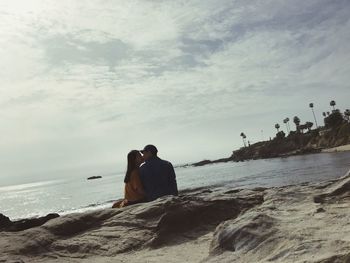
113, 150, 145, 208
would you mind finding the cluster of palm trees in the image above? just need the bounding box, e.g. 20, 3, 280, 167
322, 100, 337, 117
283, 117, 291, 133
239, 100, 349, 148
286, 116, 313, 133
276, 100, 344, 135
320, 102, 350, 123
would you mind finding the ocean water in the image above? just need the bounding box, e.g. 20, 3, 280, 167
1, 151, 349, 220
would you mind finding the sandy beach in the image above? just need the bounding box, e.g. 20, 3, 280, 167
322, 144, 350, 153
1, 169, 350, 263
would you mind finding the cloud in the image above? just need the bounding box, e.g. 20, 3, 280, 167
42, 35, 130, 69
0, 0, 350, 183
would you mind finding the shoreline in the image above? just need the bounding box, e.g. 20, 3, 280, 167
190, 120, 350, 167
3, 148, 350, 220
321, 143, 350, 153
1, 168, 350, 262
189, 143, 350, 167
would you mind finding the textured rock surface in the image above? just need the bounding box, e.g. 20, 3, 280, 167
0, 213, 59, 232
207, 170, 350, 263
1, 170, 350, 263
0, 213, 12, 228
0, 188, 263, 262
314, 170, 350, 204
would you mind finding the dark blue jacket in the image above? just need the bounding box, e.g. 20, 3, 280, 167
139, 156, 178, 201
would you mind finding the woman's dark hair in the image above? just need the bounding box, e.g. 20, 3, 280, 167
124, 150, 140, 183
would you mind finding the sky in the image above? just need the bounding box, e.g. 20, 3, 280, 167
0, 0, 349, 184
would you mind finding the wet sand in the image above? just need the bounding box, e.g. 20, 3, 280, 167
322, 144, 350, 153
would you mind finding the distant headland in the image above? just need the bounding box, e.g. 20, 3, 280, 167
190, 101, 350, 167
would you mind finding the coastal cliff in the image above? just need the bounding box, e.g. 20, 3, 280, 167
232, 121, 350, 162
191, 116, 350, 166
1, 169, 350, 262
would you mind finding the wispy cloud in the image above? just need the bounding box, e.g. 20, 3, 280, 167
0, 0, 349, 182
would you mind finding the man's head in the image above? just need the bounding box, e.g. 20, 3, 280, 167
141, 144, 158, 160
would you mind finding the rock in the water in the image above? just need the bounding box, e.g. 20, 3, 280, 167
87, 176, 102, 180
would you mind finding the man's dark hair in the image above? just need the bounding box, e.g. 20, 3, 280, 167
141, 144, 158, 155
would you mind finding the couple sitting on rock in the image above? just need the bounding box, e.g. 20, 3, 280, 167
113, 144, 178, 208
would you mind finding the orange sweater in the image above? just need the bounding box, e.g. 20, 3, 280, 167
124, 169, 145, 202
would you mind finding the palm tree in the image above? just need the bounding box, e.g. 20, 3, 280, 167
240, 132, 247, 147
344, 109, 350, 122
286, 117, 291, 133
275, 123, 280, 133
283, 118, 290, 133
322, 112, 327, 126
309, 103, 318, 128
330, 100, 336, 111
293, 116, 301, 132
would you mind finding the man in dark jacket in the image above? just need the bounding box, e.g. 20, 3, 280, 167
139, 144, 178, 201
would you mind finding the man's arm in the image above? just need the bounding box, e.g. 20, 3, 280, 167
139, 166, 150, 200
168, 162, 178, 196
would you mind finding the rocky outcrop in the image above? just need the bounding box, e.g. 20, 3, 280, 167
87, 175, 102, 180
231, 123, 350, 162
0, 214, 11, 228
205, 170, 350, 263
192, 157, 233, 167
210, 213, 278, 255
0, 188, 263, 262
0, 213, 59, 232
1, 170, 350, 262
188, 122, 350, 166
87, 176, 102, 180
314, 169, 350, 204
